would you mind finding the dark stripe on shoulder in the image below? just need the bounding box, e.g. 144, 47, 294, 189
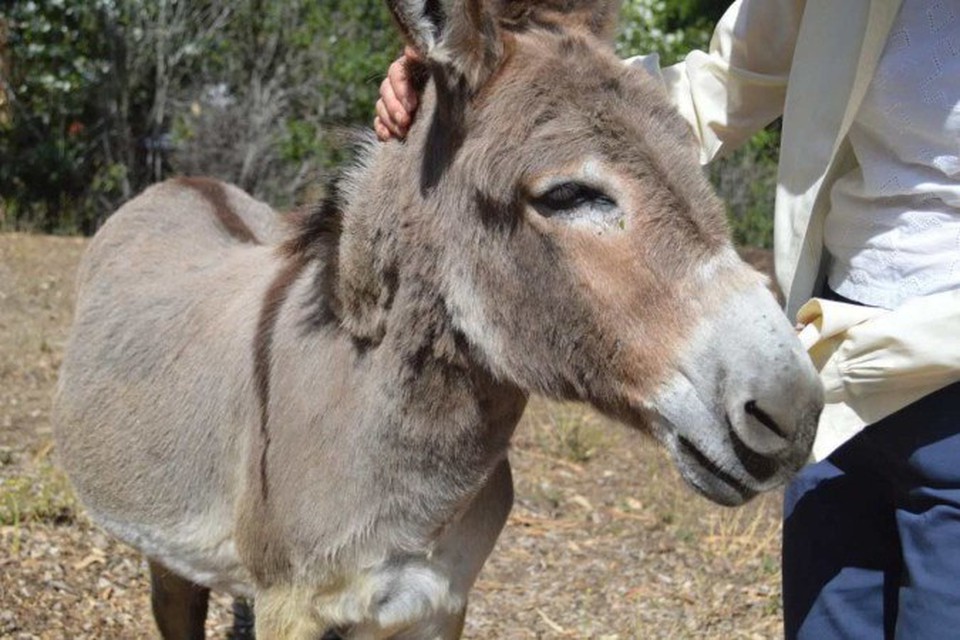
253, 255, 310, 502
177, 176, 261, 245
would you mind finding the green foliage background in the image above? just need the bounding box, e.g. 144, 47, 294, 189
1, 0, 400, 233
0, 0, 777, 246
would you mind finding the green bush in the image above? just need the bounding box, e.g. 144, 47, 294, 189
711, 126, 780, 249
0, 1, 399, 233
0, 2, 120, 233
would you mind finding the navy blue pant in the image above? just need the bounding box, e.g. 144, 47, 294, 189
782, 380, 960, 638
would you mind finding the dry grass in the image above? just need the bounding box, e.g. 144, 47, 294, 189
0, 449, 77, 529
0, 233, 786, 638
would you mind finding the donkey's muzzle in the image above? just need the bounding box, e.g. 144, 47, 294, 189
646, 283, 823, 506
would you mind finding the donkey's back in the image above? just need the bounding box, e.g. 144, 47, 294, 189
55, 177, 284, 594
76, 176, 285, 290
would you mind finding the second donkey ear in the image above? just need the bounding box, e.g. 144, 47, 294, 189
386, 0, 503, 90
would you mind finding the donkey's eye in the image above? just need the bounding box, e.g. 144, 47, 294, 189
532, 182, 617, 217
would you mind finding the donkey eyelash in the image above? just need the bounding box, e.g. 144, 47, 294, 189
532, 181, 618, 214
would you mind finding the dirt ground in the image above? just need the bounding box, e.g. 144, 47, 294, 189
0, 232, 785, 639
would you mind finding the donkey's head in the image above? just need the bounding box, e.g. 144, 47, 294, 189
341, 0, 821, 505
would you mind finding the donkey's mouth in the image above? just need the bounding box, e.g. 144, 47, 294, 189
636, 384, 766, 506
674, 436, 758, 507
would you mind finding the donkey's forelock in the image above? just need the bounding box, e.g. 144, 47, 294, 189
493, 0, 623, 40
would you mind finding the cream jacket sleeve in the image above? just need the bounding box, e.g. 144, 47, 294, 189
627, 0, 807, 163
797, 292, 960, 459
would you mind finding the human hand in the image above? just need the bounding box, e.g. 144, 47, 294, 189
374, 46, 422, 142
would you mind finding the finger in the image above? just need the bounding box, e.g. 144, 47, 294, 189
404, 45, 423, 62
376, 99, 404, 139
374, 116, 391, 142
375, 99, 398, 138
381, 78, 410, 128
389, 59, 419, 114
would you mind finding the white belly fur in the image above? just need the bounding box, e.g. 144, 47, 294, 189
91, 509, 255, 597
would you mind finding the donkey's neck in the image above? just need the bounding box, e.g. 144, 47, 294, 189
244, 120, 526, 583
277, 112, 527, 467
261, 265, 526, 554
275, 225, 526, 476
378, 278, 527, 443
342, 139, 526, 450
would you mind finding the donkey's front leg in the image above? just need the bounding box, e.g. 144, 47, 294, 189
227, 598, 257, 640
253, 586, 353, 640
148, 559, 210, 640
404, 459, 514, 640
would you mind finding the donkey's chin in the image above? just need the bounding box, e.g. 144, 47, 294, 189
669, 434, 760, 507
649, 412, 803, 507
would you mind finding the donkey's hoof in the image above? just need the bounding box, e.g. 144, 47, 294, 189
226, 597, 255, 640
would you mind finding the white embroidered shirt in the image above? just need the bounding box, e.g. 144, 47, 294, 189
825, 0, 960, 309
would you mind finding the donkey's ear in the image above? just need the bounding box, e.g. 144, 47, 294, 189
386, 0, 623, 91
574, 0, 623, 41
440, 0, 504, 88
387, 0, 504, 90
385, 0, 447, 56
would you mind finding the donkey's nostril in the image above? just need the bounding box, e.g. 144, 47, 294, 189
744, 400, 787, 439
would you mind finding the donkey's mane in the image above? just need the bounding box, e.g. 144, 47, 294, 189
277, 132, 389, 337
281, 194, 344, 262
282, 131, 380, 263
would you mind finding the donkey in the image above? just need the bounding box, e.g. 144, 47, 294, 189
54, 0, 822, 637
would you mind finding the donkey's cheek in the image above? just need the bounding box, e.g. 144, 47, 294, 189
562, 235, 697, 385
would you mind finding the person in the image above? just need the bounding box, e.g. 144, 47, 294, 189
375, 0, 960, 637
